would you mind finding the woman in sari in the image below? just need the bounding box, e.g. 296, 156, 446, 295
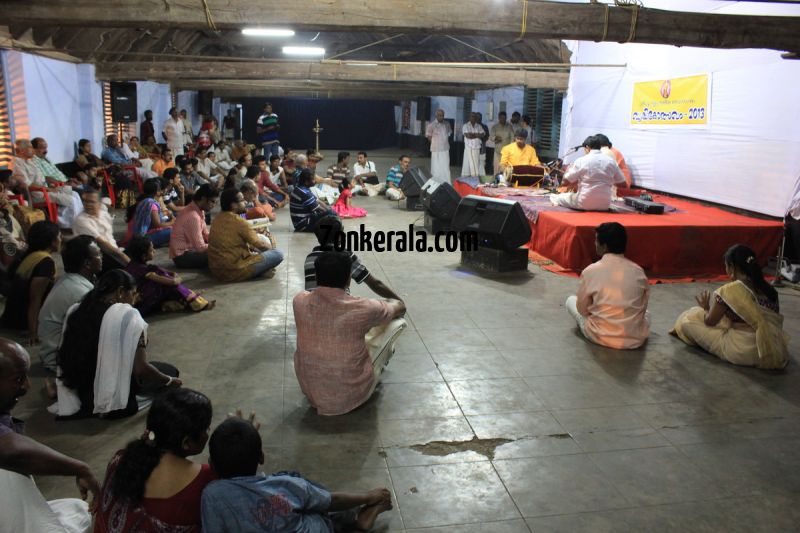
124, 235, 214, 315
95, 388, 214, 533
125, 178, 173, 247
54, 269, 182, 420
672, 244, 789, 370
1, 221, 60, 345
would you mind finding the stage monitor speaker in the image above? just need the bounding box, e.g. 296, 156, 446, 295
451, 195, 532, 251
400, 167, 428, 197
110, 82, 137, 123
416, 96, 431, 121
421, 179, 461, 221
197, 90, 213, 115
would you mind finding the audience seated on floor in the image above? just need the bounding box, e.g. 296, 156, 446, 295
385, 155, 409, 201
169, 183, 217, 269
293, 251, 407, 416
37, 236, 102, 375
151, 148, 175, 178
94, 388, 213, 533
140, 136, 162, 160
194, 146, 223, 185
213, 140, 235, 172
72, 188, 130, 272
565, 222, 650, 350
124, 235, 213, 316
550, 135, 626, 211
52, 269, 181, 420
353, 151, 382, 196
125, 178, 173, 248
202, 416, 393, 532
178, 158, 208, 201
332, 177, 368, 219
0, 338, 98, 533
241, 178, 276, 221
267, 154, 290, 195
289, 168, 337, 233
208, 188, 284, 282
1, 221, 60, 345
254, 155, 288, 207
305, 216, 400, 299
672, 244, 789, 369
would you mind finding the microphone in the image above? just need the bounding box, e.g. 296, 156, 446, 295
572, 145, 583, 151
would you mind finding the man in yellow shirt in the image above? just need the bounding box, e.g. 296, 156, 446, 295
499, 130, 540, 173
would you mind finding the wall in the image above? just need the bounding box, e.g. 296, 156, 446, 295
177, 90, 201, 135
559, 0, 800, 217
136, 80, 171, 139
12, 52, 104, 162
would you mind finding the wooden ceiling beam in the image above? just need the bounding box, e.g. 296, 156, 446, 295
96, 61, 570, 89
173, 79, 476, 97
1, 0, 799, 52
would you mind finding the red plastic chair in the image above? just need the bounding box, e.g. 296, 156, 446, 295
29, 186, 59, 224
98, 168, 116, 208
7, 194, 26, 206
123, 165, 144, 193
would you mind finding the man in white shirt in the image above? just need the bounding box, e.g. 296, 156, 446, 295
461, 112, 484, 177
550, 135, 626, 211
162, 107, 186, 156
353, 151, 382, 197
490, 111, 515, 175
72, 188, 130, 271
180, 109, 194, 147
425, 109, 452, 183
214, 140, 235, 171
195, 147, 223, 185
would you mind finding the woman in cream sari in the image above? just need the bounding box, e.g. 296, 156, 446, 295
672, 244, 789, 370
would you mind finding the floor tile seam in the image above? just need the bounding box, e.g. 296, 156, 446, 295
382, 457, 407, 531
487, 458, 539, 528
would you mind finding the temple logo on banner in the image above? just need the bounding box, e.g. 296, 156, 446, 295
631, 74, 711, 128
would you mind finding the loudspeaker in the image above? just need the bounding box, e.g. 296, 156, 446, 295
198, 90, 213, 115
400, 167, 428, 197
421, 179, 461, 221
416, 96, 431, 121
110, 82, 137, 123
451, 195, 532, 251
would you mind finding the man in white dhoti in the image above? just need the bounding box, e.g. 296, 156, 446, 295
162, 107, 186, 156
461, 112, 484, 177
425, 109, 452, 183
0, 338, 98, 533
551, 135, 627, 211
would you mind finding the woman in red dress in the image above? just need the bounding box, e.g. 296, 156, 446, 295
94, 388, 215, 532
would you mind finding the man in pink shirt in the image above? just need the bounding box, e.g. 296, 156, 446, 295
169, 184, 219, 268
566, 222, 650, 349
293, 252, 407, 416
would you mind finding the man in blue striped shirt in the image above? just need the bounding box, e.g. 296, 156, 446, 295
290, 168, 336, 232
384, 155, 410, 201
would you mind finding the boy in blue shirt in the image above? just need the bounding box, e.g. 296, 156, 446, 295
201, 417, 392, 532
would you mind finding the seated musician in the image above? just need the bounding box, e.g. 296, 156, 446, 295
595, 133, 632, 188
497, 130, 540, 185
550, 135, 626, 211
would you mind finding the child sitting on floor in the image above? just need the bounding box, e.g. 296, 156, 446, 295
201, 417, 393, 532
124, 235, 214, 315
332, 178, 367, 219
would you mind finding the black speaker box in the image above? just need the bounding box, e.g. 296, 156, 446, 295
198, 90, 213, 115
400, 167, 428, 197
110, 82, 137, 123
421, 179, 461, 221
451, 195, 532, 251
416, 97, 431, 121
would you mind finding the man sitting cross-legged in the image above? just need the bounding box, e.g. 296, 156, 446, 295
550, 135, 627, 211
72, 188, 131, 272
565, 222, 650, 349
0, 337, 99, 532
202, 416, 393, 532
169, 184, 218, 269
293, 251, 407, 416
306, 216, 400, 301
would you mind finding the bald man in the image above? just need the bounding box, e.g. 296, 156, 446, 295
0, 338, 97, 532
425, 109, 452, 183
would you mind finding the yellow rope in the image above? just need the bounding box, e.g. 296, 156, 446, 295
615, 0, 643, 43
601, 5, 610, 41
519, 0, 528, 39
201, 0, 217, 31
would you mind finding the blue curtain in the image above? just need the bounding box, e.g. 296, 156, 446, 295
242, 98, 397, 151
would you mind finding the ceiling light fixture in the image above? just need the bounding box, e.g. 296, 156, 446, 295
346, 63, 379, 67
283, 46, 325, 56
242, 28, 295, 37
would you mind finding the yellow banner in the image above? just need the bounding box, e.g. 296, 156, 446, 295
631, 74, 709, 127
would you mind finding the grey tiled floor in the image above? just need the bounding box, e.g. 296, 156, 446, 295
7, 149, 800, 531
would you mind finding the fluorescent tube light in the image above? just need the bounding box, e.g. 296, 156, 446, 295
242, 28, 295, 37
283, 46, 325, 56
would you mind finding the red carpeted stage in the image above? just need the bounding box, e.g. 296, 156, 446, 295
453, 180, 783, 281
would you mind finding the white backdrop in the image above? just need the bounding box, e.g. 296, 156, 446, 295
559, 2, 800, 217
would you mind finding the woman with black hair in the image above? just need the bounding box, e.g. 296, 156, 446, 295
672, 244, 789, 369
95, 388, 214, 532
1, 220, 60, 345
124, 178, 173, 247
54, 269, 181, 419
124, 235, 213, 315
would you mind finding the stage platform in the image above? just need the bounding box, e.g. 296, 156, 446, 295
453, 179, 783, 281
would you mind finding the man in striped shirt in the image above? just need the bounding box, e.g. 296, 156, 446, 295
256, 103, 280, 158
303, 215, 401, 300
289, 168, 336, 232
